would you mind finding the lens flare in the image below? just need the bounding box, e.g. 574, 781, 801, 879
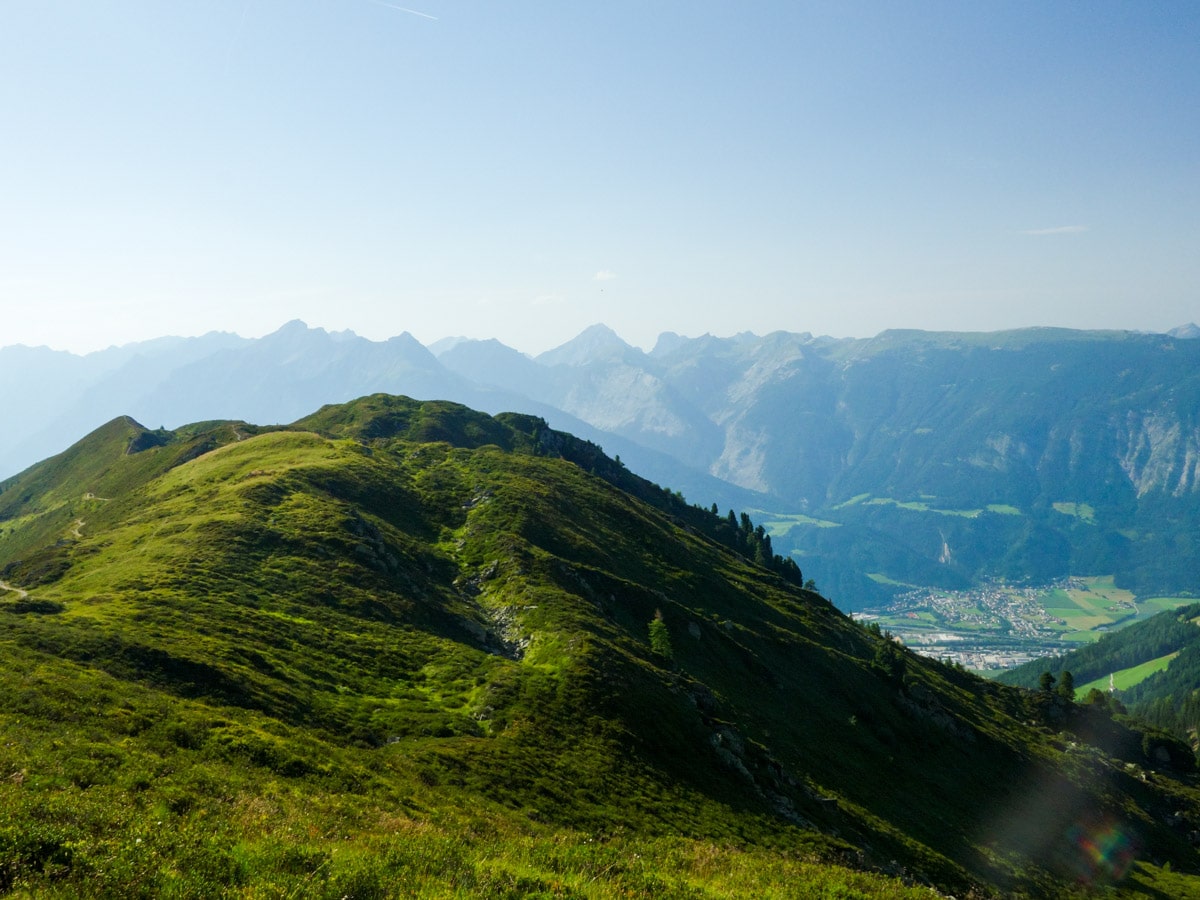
1065, 816, 1136, 884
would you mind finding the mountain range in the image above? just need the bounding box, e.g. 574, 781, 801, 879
1, 394, 1199, 896
5, 320, 1200, 608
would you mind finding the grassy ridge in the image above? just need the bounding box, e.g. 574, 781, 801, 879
1, 396, 1198, 896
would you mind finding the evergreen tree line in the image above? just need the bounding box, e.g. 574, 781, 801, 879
1136, 689, 1200, 741
705, 505, 805, 586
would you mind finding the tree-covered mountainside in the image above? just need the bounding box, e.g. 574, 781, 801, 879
1, 394, 1199, 897
1000, 605, 1200, 748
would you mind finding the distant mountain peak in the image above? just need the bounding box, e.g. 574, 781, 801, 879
385, 331, 426, 348
261, 319, 370, 343
579, 322, 621, 337
274, 318, 313, 334
536, 323, 640, 367
1168, 322, 1200, 339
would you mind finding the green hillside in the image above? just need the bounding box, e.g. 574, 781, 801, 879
1078, 653, 1180, 696
997, 604, 1200, 761
999, 605, 1200, 692
1, 395, 1198, 897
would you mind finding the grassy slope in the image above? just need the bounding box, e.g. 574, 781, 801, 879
0, 396, 1198, 897
1078, 653, 1181, 695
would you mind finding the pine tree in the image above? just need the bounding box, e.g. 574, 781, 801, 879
1057, 670, 1075, 703
648, 610, 674, 661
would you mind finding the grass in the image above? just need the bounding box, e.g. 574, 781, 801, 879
865, 573, 921, 588
1077, 652, 1181, 695
833, 493, 872, 509
754, 510, 842, 532
862, 497, 983, 518
1052, 502, 1097, 524
1, 397, 1199, 897
0, 777, 945, 899
1137, 596, 1199, 618
828, 496, 1023, 520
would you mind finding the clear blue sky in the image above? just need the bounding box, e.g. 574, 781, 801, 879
2, 1, 1197, 354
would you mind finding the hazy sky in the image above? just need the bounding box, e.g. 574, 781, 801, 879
2, 1, 1197, 355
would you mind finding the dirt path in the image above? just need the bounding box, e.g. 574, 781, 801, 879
0, 580, 28, 600
69, 519, 85, 540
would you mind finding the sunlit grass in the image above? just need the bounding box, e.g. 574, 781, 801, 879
1077, 652, 1181, 695
1052, 501, 1096, 523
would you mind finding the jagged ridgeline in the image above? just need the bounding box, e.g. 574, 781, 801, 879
1, 394, 1199, 898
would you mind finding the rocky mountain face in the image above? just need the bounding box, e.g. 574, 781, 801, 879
5, 321, 1199, 606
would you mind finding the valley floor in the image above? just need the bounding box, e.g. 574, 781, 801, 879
853, 576, 1195, 673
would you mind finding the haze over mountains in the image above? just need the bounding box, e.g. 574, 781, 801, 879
6, 320, 1200, 608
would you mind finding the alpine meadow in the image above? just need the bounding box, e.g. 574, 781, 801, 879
2, 394, 1200, 897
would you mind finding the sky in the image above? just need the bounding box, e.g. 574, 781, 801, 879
1, 1, 1197, 356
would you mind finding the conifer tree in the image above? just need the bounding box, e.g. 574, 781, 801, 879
648, 609, 674, 661
1057, 670, 1075, 703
